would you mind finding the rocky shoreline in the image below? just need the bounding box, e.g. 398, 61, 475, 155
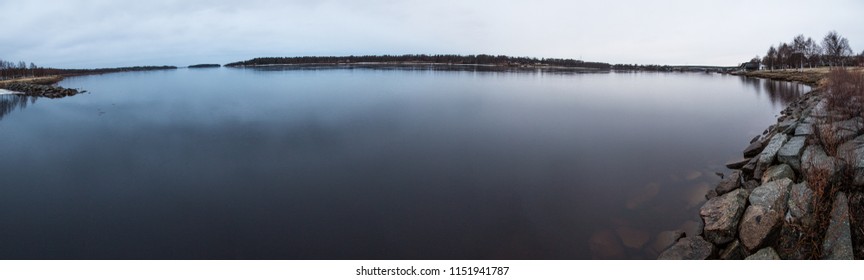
658, 70, 864, 260
0, 77, 84, 98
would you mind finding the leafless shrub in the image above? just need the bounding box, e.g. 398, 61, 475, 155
824, 68, 864, 119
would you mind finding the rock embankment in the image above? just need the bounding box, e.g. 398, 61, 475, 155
659, 84, 864, 259
0, 82, 82, 98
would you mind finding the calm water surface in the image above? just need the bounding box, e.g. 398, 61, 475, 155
0, 68, 807, 259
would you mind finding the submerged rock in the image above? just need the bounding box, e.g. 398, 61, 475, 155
745, 247, 782, 260
823, 192, 854, 260
657, 236, 715, 260
615, 226, 650, 249
625, 183, 661, 210
700, 189, 749, 245
588, 229, 625, 259
651, 230, 685, 254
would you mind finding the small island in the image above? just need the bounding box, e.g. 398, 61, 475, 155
188, 64, 221, 68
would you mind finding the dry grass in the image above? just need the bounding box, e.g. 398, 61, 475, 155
824, 68, 864, 119
0, 75, 63, 87
743, 67, 864, 88
790, 157, 839, 259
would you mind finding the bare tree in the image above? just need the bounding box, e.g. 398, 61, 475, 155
792, 34, 807, 70
765, 46, 777, 70
804, 37, 822, 68
822, 30, 853, 67
777, 43, 792, 69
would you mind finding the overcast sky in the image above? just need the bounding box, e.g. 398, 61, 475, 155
1, 0, 861, 68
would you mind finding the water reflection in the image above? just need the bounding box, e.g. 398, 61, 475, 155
0, 69, 808, 259
739, 76, 810, 106
0, 94, 37, 121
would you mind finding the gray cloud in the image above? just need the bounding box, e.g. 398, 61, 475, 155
1, 0, 861, 68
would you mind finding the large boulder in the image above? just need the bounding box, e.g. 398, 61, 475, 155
801, 145, 840, 181
817, 119, 862, 146
777, 136, 807, 172
700, 189, 749, 245
739, 206, 783, 251
745, 247, 782, 260
837, 135, 864, 187
761, 164, 796, 184
786, 182, 815, 227
794, 123, 814, 136
743, 141, 765, 158
657, 236, 715, 260
715, 170, 742, 195
776, 119, 797, 134
726, 158, 751, 170
823, 192, 854, 260
755, 134, 789, 178
741, 157, 760, 177
749, 178, 793, 210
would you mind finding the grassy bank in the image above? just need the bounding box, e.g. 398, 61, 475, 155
0, 75, 64, 87
735, 67, 864, 87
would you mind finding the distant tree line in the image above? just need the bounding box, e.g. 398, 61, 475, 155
612, 64, 675, 71
754, 30, 860, 70
0, 59, 177, 80
225, 54, 611, 69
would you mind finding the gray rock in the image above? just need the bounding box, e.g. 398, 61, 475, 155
651, 230, 685, 254
778, 136, 807, 172
719, 240, 746, 260
801, 145, 839, 181
749, 178, 792, 210
745, 247, 782, 260
657, 236, 715, 260
726, 158, 751, 169
739, 205, 783, 251
776, 119, 797, 134
755, 134, 789, 178
786, 182, 815, 227
834, 117, 864, 133
837, 135, 864, 187
818, 120, 861, 146
700, 189, 749, 245
743, 180, 760, 191
761, 164, 796, 184
743, 141, 765, 158
715, 170, 742, 195
794, 123, 814, 136
742, 157, 760, 177
823, 192, 854, 260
